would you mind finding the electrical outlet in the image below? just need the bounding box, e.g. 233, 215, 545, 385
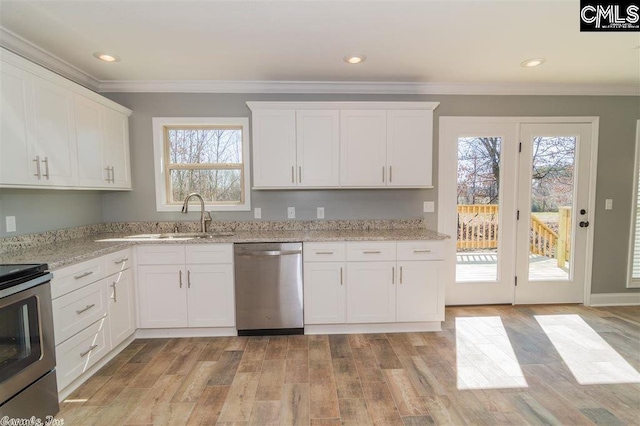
317, 207, 325, 219
287, 207, 296, 219
254, 207, 262, 219
5, 216, 16, 233
423, 201, 435, 213
605, 199, 613, 210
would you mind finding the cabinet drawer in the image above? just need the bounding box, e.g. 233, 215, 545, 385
346, 242, 396, 262
56, 318, 111, 391
304, 243, 346, 262
186, 244, 233, 264
52, 279, 108, 345
51, 257, 106, 299
137, 245, 185, 265
397, 241, 444, 261
105, 248, 132, 276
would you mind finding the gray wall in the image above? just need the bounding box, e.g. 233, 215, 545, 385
0, 189, 103, 237
102, 92, 640, 296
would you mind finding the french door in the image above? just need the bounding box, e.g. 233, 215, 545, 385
439, 118, 597, 305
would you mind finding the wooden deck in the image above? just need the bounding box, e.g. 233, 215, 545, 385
457, 251, 570, 282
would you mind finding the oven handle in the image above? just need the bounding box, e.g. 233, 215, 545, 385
0, 272, 53, 299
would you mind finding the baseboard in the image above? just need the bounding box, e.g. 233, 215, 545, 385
135, 327, 238, 338
589, 292, 640, 306
305, 321, 442, 335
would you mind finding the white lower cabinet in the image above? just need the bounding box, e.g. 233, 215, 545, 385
303, 241, 445, 327
346, 261, 396, 323
136, 245, 235, 329
108, 268, 136, 348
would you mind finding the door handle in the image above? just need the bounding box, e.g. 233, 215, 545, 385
340, 267, 343, 285
392, 266, 395, 284
42, 157, 50, 180
73, 271, 93, 280
187, 270, 191, 288
179, 270, 183, 288
111, 282, 117, 302
400, 266, 403, 284
382, 166, 385, 183
389, 166, 393, 183
579, 221, 590, 228
33, 156, 41, 179
299, 166, 302, 183
291, 166, 295, 183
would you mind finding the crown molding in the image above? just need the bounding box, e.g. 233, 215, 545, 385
0, 26, 100, 91
98, 79, 640, 96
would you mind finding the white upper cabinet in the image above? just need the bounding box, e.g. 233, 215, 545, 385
103, 107, 131, 188
340, 110, 387, 187
297, 110, 340, 187
0, 48, 132, 190
251, 109, 297, 187
247, 102, 438, 189
386, 110, 433, 187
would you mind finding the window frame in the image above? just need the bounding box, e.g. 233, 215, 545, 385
152, 117, 251, 212
628, 120, 640, 288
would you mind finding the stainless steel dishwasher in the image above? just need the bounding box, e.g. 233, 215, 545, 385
234, 243, 303, 335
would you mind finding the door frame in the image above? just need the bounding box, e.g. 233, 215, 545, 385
438, 116, 599, 306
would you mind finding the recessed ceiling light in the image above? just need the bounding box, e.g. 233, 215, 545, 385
521, 58, 546, 67
93, 52, 121, 62
344, 55, 366, 64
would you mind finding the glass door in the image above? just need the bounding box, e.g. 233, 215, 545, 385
515, 123, 594, 304
441, 122, 518, 305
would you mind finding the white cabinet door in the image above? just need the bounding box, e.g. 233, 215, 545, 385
186, 264, 235, 327
103, 106, 131, 188
346, 261, 396, 323
340, 110, 387, 187
303, 262, 346, 324
137, 265, 187, 328
108, 268, 136, 348
252, 109, 296, 187
296, 110, 340, 187
74, 94, 107, 187
1, 61, 35, 185
387, 110, 433, 187
31, 74, 78, 186
396, 261, 441, 322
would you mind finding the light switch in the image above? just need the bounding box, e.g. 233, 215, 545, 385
287, 207, 296, 219
423, 201, 435, 213
5, 216, 16, 233
254, 207, 262, 219
605, 199, 613, 210
317, 207, 325, 219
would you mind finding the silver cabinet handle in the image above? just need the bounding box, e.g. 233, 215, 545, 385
413, 249, 432, 253
340, 267, 343, 285
33, 156, 41, 179
291, 166, 295, 183
105, 166, 111, 182
114, 257, 128, 264
111, 166, 115, 183
315, 251, 334, 255
76, 304, 95, 315
42, 157, 50, 179
392, 266, 395, 284
363, 250, 381, 254
187, 270, 191, 288
73, 271, 93, 280
389, 166, 393, 183
382, 166, 385, 183
299, 166, 302, 183
179, 270, 183, 288
80, 344, 98, 357
400, 266, 403, 284
111, 282, 117, 302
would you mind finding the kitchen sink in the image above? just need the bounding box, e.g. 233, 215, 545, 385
158, 232, 235, 239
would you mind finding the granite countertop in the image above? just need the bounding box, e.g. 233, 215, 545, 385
0, 228, 449, 270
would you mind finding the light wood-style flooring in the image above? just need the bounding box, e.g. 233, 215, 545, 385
57, 305, 640, 425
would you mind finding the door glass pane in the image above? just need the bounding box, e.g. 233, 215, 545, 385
528, 136, 576, 281
456, 137, 501, 282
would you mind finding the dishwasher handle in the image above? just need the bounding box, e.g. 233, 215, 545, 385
237, 249, 302, 257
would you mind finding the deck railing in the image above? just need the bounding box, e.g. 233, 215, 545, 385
457, 205, 571, 267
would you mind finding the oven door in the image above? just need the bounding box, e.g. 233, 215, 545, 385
0, 276, 56, 406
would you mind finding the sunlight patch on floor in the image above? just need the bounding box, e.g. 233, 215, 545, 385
455, 316, 528, 390
535, 314, 640, 385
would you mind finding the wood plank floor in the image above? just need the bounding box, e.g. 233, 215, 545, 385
57, 305, 640, 425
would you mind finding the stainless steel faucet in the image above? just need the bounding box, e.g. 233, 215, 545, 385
181, 193, 212, 233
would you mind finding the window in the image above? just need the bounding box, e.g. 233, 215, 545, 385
629, 120, 640, 288
152, 117, 251, 211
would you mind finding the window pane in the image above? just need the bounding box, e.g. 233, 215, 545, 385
170, 169, 242, 203
168, 128, 242, 165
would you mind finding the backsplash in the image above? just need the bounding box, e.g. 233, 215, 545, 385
0, 219, 428, 254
